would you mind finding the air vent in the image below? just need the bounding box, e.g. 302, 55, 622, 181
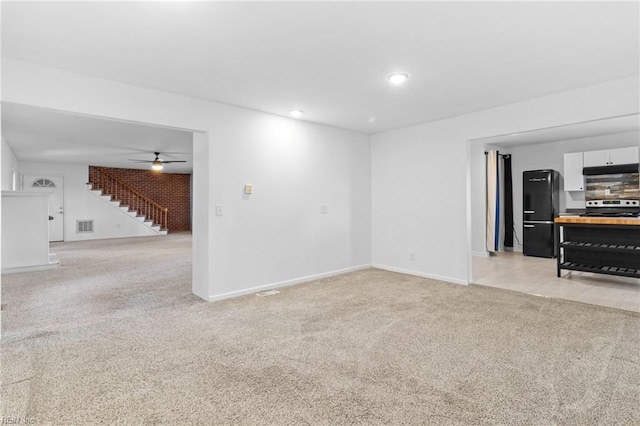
256, 290, 280, 297
76, 220, 94, 233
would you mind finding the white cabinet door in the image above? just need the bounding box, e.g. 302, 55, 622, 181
563, 152, 584, 191
583, 149, 610, 167
608, 146, 638, 165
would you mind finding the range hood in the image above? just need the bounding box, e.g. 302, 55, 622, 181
583, 163, 639, 176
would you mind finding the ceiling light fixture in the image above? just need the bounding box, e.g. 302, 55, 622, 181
129, 152, 185, 171
289, 109, 303, 118
387, 72, 409, 85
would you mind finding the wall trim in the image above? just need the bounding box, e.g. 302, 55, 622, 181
372, 264, 469, 285
2, 263, 58, 275
208, 264, 372, 301
472, 251, 490, 258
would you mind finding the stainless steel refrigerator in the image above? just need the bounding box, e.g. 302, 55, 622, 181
523, 170, 559, 258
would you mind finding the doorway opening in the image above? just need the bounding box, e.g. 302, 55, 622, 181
467, 114, 640, 313
1, 102, 209, 338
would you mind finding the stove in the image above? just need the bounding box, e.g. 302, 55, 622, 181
582, 199, 640, 217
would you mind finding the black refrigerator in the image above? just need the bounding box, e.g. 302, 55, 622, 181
523, 170, 559, 258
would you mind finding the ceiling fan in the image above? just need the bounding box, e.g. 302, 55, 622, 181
129, 152, 186, 171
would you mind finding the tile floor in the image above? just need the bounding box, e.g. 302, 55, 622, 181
472, 251, 640, 313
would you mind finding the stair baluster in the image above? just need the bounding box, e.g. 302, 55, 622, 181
88, 167, 169, 232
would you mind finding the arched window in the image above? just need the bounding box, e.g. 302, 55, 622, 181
31, 178, 56, 188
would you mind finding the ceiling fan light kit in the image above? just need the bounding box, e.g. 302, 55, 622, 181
128, 152, 186, 171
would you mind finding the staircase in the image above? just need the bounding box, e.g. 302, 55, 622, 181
88, 166, 168, 235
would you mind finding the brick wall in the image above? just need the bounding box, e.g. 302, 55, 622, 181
89, 166, 191, 232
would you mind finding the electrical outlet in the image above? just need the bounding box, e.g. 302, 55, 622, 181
321, 204, 328, 214
410, 252, 416, 260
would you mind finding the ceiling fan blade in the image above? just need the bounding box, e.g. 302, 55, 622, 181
128, 153, 187, 165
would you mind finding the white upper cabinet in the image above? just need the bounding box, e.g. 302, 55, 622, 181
608, 146, 638, 165
583, 146, 639, 167
582, 149, 609, 167
563, 152, 584, 191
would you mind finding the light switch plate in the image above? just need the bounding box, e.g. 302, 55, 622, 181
215, 204, 223, 216
321, 204, 328, 214
244, 184, 253, 194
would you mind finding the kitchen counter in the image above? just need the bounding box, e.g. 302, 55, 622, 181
555, 219, 640, 279
555, 216, 640, 226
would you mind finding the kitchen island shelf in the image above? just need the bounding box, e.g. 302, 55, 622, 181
560, 242, 640, 252
560, 262, 640, 279
555, 217, 640, 279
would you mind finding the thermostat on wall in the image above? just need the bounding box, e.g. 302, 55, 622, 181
244, 184, 253, 194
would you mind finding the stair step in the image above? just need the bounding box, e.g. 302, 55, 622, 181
89, 180, 169, 235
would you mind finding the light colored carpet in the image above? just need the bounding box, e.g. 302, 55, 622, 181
2, 233, 639, 425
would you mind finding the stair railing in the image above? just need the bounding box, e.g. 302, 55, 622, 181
89, 167, 169, 231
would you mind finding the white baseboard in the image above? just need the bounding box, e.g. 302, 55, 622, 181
472, 251, 490, 258
371, 264, 468, 285
208, 264, 372, 302
2, 263, 59, 275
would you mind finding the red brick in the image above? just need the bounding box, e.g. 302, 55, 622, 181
89, 166, 191, 232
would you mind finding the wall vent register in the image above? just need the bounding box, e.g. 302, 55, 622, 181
76, 220, 94, 233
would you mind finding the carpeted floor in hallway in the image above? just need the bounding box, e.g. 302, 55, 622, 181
2, 233, 639, 424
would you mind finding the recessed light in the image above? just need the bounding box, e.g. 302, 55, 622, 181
387, 72, 409, 85
289, 109, 303, 118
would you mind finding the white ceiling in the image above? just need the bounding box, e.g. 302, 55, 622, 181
2, 1, 638, 135
2, 2, 639, 171
2, 103, 194, 173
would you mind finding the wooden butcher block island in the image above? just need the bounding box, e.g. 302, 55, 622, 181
554, 217, 640, 278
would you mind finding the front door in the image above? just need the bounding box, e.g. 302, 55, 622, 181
22, 174, 64, 242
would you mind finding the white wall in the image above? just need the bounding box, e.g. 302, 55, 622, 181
2, 59, 372, 301
2, 136, 19, 191
207, 113, 372, 299
372, 76, 640, 284
19, 162, 164, 241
